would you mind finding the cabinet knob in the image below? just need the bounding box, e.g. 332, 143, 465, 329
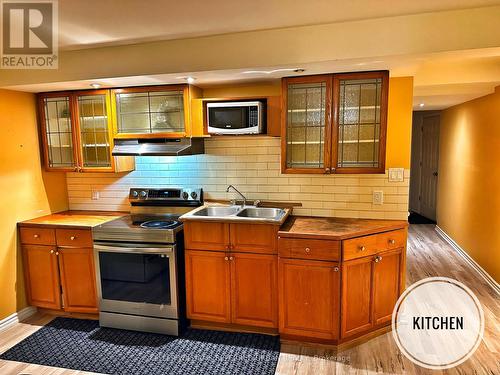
229, 256, 234, 261
359, 245, 366, 251
224, 256, 229, 261
56, 252, 59, 256
333, 266, 339, 272
389, 239, 395, 245
70, 236, 76, 241
305, 247, 311, 253
33, 234, 39, 239
50, 249, 54, 254
374, 255, 382, 263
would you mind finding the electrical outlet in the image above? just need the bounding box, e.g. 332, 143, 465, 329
91, 188, 100, 200
388, 168, 404, 182
373, 190, 384, 205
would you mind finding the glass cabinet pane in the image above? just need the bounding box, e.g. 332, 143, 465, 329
286, 82, 326, 169
42, 96, 75, 168
78, 94, 111, 168
337, 78, 382, 168
115, 90, 185, 134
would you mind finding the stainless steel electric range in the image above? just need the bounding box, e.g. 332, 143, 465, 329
92, 187, 203, 336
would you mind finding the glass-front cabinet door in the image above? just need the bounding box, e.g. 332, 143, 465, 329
282, 76, 332, 174
39, 93, 78, 171
113, 85, 188, 137
75, 90, 113, 171
333, 71, 388, 174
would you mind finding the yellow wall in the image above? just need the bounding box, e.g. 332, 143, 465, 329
0, 89, 68, 320
437, 87, 500, 282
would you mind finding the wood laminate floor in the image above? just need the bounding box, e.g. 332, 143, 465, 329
1, 225, 499, 375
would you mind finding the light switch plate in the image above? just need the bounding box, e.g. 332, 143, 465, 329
388, 168, 404, 182
373, 190, 384, 205
91, 188, 100, 200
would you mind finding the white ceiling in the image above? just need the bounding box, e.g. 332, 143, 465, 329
59, 0, 500, 50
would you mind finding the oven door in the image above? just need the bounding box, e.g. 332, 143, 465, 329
94, 242, 178, 319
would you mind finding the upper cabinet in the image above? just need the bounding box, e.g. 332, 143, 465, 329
112, 85, 200, 138
282, 71, 389, 174
38, 90, 135, 173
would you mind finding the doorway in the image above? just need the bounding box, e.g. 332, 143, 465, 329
409, 111, 440, 223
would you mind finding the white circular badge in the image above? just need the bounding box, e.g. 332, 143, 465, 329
392, 277, 484, 370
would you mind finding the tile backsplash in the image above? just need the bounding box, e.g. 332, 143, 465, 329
67, 137, 409, 219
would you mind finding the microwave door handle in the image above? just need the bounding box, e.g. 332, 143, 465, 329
94, 243, 175, 254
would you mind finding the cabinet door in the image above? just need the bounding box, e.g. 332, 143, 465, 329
75, 90, 113, 171
22, 245, 61, 309
279, 258, 340, 340
58, 247, 98, 313
113, 85, 188, 137
38, 93, 78, 171
281, 75, 332, 174
229, 223, 278, 254
373, 248, 403, 325
185, 250, 231, 323
341, 256, 374, 338
333, 71, 389, 174
184, 221, 229, 251
230, 253, 278, 328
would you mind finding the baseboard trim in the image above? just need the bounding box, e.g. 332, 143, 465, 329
435, 226, 500, 295
0, 306, 37, 333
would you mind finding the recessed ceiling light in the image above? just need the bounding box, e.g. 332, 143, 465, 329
90, 83, 101, 89
242, 68, 305, 75
419, 103, 425, 107
186, 76, 196, 84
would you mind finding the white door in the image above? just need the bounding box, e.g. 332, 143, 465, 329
420, 115, 440, 221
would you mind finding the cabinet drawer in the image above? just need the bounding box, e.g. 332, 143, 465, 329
278, 237, 340, 261
56, 229, 93, 247
20, 227, 56, 245
343, 229, 406, 261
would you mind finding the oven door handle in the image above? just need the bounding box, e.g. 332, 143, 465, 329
94, 243, 175, 254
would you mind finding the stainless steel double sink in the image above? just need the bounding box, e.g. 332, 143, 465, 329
181, 205, 289, 223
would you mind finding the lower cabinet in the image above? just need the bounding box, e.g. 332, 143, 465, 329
278, 258, 340, 340
58, 247, 98, 313
341, 248, 404, 339
185, 249, 278, 328
20, 226, 98, 313
22, 245, 61, 310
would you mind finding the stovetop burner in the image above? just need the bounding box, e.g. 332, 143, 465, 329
139, 220, 180, 229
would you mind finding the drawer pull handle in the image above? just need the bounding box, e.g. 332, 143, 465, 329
224, 256, 229, 261
333, 266, 339, 272
359, 246, 366, 251
33, 234, 40, 238
70, 236, 76, 241
389, 239, 395, 245
305, 247, 311, 253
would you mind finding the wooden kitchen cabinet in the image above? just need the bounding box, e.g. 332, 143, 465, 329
279, 258, 340, 340
341, 247, 404, 339
231, 253, 278, 328
281, 71, 389, 174
58, 247, 98, 313
22, 245, 61, 310
111, 84, 201, 138
38, 90, 135, 173
20, 225, 98, 313
183, 222, 279, 329
185, 250, 231, 323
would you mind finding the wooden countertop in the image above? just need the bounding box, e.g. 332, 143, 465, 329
278, 216, 408, 240
18, 210, 127, 229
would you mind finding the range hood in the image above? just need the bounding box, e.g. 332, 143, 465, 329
112, 138, 205, 156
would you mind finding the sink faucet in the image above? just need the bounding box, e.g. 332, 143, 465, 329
226, 185, 247, 206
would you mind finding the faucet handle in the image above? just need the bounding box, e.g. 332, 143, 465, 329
230, 199, 237, 205
254, 200, 261, 207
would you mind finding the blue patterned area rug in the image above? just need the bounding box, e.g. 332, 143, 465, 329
0, 317, 280, 375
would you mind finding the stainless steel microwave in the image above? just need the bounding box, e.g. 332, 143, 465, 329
207, 101, 264, 134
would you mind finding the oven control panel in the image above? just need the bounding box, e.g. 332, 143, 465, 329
129, 188, 203, 205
